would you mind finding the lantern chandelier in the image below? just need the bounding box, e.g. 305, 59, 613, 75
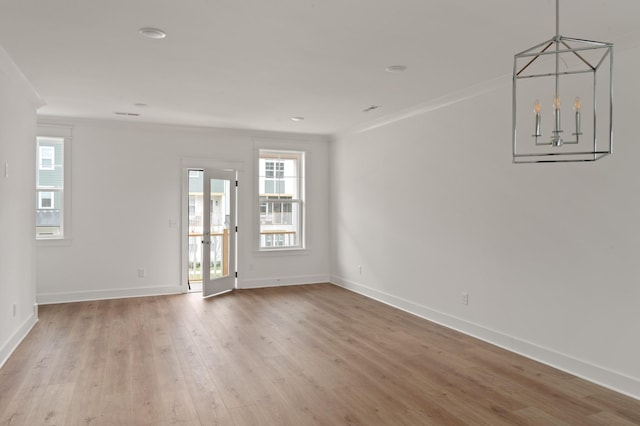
512, 0, 613, 163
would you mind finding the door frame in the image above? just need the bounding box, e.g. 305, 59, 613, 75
180, 158, 244, 294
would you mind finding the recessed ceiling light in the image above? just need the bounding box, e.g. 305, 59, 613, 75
133, 103, 148, 108
114, 112, 140, 117
291, 116, 305, 122
138, 27, 166, 39
385, 65, 408, 73
363, 105, 381, 112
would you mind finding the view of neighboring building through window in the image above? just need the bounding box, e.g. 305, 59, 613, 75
36, 136, 65, 239
187, 169, 230, 284
258, 149, 304, 249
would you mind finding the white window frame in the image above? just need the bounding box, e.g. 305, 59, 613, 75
256, 144, 306, 252
36, 123, 72, 243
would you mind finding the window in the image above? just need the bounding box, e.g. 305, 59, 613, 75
264, 161, 285, 194
38, 191, 54, 209
263, 234, 286, 248
188, 195, 196, 216
36, 125, 72, 240
258, 149, 304, 250
188, 170, 203, 228
39, 146, 55, 170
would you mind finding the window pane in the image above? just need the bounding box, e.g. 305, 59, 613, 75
36, 136, 65, 239
265, 180, 274, 194
36, 138, 63, 190
35, 191, 62, 237
39, 146, 55, 170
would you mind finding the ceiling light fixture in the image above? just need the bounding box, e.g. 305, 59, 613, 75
138, 27, 167, 39
512, 0, 613, 163
385, 65, 407, 73
291, 116, 305, 122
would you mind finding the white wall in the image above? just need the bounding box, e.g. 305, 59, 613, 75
0, 46, 43, 367
330, 45, 640, 399
36, 120, 330, 303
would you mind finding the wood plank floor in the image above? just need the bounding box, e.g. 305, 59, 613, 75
1, 283, 639, 425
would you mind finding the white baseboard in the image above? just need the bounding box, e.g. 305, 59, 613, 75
331, 275, 640, 401
36, 285, 184, 305
0, 305, 38, 369
239, 274, 330, 289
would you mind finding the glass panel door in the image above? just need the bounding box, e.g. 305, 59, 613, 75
202, 169, 236, 297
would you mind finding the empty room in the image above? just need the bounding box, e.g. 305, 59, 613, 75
1, 0, 640, 424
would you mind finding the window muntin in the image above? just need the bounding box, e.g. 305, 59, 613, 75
258, 150, 304, 250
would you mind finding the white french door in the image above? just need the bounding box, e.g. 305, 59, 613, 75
201, 168, 236, 297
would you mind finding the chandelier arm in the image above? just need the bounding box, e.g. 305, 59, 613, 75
518, 69, 597, 80
594, 47, 612, 70
516, 41, 554, 77
517, 45, 612, 59
560, 40, 596, 71
561, 37, 612, 47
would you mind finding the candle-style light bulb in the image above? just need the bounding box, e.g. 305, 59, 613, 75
574, 96, 582, 138
551, 96, 562, 146
533, 99, 541, 138
573, 97, 581, 112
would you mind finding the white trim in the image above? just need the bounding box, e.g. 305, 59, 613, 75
0, 45, 45, 109
181, 158, 245, 172
239, 274, 329, 289
37, 116, 330, 141
0, 307, 38, 369
330, 275, 640, 401
335, 75, 511, 138
252, 246, 309, 256
36, 285, 183, 305
37, 123, 73, 138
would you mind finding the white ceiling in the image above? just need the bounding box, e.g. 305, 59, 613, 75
1, 0, 639, 136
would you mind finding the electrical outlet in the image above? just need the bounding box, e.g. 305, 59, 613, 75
462, 292, 469, 306
138, 268, 146, 278
358, 265, 362, 275
12, 303, 16, 317
4, 163, 8, 179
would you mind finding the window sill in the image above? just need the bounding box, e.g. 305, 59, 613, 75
36, 237, 72, 247
255, 247, 309, 256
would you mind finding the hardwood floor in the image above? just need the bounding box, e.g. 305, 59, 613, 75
1, 283, 639, 425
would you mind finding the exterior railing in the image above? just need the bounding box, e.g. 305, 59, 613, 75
187, 230, 297, 282
188, 230, 228, 282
